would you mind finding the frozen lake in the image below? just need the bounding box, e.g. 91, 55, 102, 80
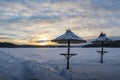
0, 48, 120, 64
0, 48, 120, 80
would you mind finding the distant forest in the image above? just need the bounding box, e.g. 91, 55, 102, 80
0, 42, 68, 48
0, 40, 120, 48
83, 40, 120, 48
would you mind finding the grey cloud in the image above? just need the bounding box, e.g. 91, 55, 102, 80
91, 0, 120, 11
0, 37, 13, 40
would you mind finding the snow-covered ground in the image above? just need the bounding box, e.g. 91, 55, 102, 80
0, 48, 120, 80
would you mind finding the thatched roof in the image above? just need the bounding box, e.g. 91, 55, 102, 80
52, 29, 86, 43
92, 32, 112, 43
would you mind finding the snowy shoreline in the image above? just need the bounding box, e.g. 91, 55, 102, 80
0, 48, 120, 80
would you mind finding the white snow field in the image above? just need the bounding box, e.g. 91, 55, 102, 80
0, 48, 120, 80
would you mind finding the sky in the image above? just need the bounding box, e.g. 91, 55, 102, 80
0, 0, 120, 45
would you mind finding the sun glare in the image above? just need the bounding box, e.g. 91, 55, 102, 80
38, 37, 49, 45
40, 42, 48, 45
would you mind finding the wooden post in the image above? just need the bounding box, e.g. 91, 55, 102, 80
60, 40, 77, 69
101, 41, 104, 63
66, 40, 70, 69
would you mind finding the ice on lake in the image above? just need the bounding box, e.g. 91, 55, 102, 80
0, 48, 120, 80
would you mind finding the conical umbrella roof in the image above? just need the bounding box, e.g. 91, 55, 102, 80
92, 32, 112, 43
52, 29, 86, 43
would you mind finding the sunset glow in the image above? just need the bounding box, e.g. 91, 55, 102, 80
38, 37, 48, 45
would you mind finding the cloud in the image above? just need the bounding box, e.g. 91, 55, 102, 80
90, 0, 120, 11
0, 0, 120, 44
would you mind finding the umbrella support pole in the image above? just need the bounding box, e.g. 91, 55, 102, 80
100, 41, 104, 63
60, 54, 77, 69
60, 40, 77, 69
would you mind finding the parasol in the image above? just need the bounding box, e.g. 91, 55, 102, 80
92, 32, 112, 63
52, 29, 86, 69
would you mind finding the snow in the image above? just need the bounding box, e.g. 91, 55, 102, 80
92, 33, 112, 42
0, 48, 120, 80
52, 29, 86, 43
93, 36, 112, 42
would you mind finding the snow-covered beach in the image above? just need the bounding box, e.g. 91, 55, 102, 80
0, 48, 120, 80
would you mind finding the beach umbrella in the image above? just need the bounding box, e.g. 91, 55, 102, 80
52, 29, 86, 69
92, 32, 112, 63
